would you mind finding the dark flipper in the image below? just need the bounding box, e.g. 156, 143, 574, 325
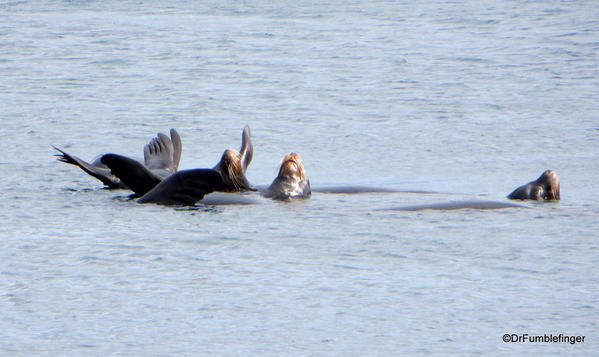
53, 146, 124, 188
101, 154, 162, 197
138, 169, 224, 205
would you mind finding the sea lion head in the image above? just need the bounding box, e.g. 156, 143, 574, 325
214, 148, 251, 192
508, 169, 560, 201
277, 152, 307, 181
537, 169, 560, 200
264, 152, 311, 200
211, 125, 254, 192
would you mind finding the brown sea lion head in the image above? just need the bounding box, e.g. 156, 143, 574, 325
538, 169, 560, 200
277, 153, 307, 180
263, 152, 311, 200
214, 148, 251, 192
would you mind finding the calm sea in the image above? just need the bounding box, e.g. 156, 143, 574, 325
1, 0, 598, 355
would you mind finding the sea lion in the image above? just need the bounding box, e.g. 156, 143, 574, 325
188, 151, 311, 205
262, 153, 311, 200
54, 129, 181, 189
212, 125, 253, 192
100, 153, 225, 204
507, 170, 560, 201
100, 125, 255, 205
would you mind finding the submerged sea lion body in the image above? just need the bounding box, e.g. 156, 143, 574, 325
311, 186, 434, 194
508, 170, 560, 201
383, 200, 529, 211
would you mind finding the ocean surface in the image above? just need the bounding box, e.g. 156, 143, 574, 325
1, 0, 598, 355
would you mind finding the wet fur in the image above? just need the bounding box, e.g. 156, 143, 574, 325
508, 170, 560, 201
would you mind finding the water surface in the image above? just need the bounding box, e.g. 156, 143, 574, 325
1, 1, 598, 355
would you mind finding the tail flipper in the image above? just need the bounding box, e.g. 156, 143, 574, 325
53, 146, 124, 188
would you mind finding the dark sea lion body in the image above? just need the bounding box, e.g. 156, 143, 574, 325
137, 169, 224, 205
101, 153, 224, 205
508, 170, 560, 201
100, 154, 163, 197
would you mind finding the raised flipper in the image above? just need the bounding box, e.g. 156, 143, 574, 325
143, 133, 175, 177
170, 129, 182, 172
101, 154, 162, 197
143, 129, 183, 178
53, 146, 125, 188
138, 169, 224, 205
239, 125, 253, 172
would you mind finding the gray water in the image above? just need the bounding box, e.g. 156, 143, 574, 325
1, 1, 598, 355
